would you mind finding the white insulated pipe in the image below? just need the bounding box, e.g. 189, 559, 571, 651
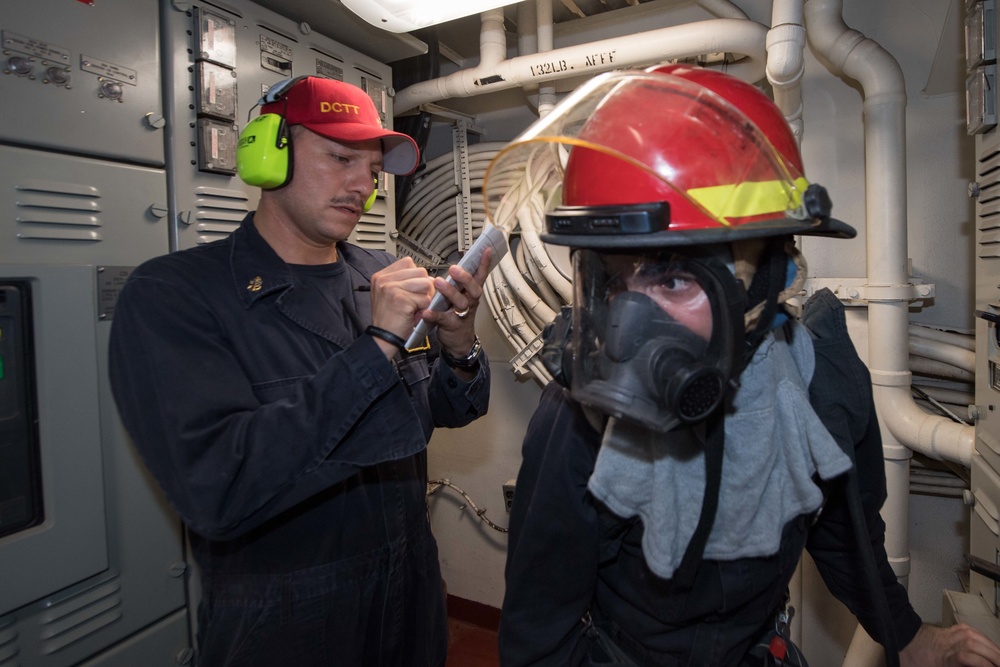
516, 1, 558, 117
480, 7, 509, 68
804, 0, 974, 467
517, 1, 538, 62
877, 386, 972, 466
764, 1, 807, 648
766, 0, 806, 141
804, 1, 972, 665
394, 16, 769, 113
696, 0, 749, 20
910, 324, 975, 351
908, 337, 975, 375
536, 0, 558, 118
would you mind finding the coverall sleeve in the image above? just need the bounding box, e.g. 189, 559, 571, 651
803, 292, 923, 650
108, 272, 488, 541
427, 350, 491, 428
499, 383, 601, 667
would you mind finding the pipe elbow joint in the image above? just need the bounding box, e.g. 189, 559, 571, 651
804, 0, 863, 68
916, 416, 974, 467
765, 24, 806, 87
876, 384, 975, 466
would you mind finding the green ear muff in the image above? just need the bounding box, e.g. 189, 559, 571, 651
237, 114, 291, 189
238, 114, 381, 212
364, 179, 378, 213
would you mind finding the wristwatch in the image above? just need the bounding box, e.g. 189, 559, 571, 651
441, 336, 483, 372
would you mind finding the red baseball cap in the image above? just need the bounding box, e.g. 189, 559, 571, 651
262, 76, 419, 175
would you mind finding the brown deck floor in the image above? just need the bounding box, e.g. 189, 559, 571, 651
446, 616, 501, 667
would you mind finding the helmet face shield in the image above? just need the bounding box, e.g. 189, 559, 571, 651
570, 247, 745, 433
483, 69, 855, 246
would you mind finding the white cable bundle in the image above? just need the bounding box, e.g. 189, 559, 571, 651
398, 141, 572, 384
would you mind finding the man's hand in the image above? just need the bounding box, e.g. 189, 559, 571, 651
369, 258, 434, 358
901, 623, 1000, 667
421, 247, 493, 367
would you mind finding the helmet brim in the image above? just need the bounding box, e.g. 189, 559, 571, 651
541, 215, 856, 249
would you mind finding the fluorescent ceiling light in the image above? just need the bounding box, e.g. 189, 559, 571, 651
341, 0, 524, 33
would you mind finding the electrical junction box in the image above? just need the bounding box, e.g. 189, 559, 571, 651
503, 480, 516, 513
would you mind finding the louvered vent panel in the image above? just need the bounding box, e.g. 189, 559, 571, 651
982, 228, 1000, 257
192, 186, 250, 245
980, 148, 1000, 261
0, 616, 20, 666
355, 217, 389, 251
38, 580, 122, 655
980, 147, 1000, 179
981, 199, 1000, 227
14, 180, 103, 242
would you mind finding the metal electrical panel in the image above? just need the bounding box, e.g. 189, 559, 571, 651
970, 0, 1000, 618
0, 0, 407, 663
0, 1, 187, 665
0, 282, 43, 540
0, 1, 164, 166
163, 0, 400, 251
968, 0, 998, 135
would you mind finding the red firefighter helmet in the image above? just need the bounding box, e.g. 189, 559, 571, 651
483, 64, 855, 248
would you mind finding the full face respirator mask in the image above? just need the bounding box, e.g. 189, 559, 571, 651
563, 247, 746, 433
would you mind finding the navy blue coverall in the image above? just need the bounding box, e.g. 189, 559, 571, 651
499, 289, 922, 666
109, 214, 490, 667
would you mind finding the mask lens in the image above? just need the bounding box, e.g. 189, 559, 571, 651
571, 249, 733, 433
602, 254, 713, 341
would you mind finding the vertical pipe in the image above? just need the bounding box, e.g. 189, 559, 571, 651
766, 0, 806, 140
480, 8, 508, 68
803, 2, 912, 665
766, 2, 807, 646
536, 0, 557, 117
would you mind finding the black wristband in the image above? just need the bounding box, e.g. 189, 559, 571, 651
366, 325, 407, 350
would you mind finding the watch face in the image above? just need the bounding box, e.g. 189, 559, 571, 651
445, 337, 482, 370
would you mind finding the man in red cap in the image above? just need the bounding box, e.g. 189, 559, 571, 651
108, 76, 492, 666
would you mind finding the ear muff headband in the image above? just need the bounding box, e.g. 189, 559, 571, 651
260, 76, 307, 105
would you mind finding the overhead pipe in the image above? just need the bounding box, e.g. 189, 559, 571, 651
394, 15, 768, 113
696, 0, 749, 20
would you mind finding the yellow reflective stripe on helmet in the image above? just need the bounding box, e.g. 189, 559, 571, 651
686, 177, 810, 223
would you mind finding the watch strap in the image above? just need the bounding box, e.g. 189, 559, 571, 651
441, 336, 483, 371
